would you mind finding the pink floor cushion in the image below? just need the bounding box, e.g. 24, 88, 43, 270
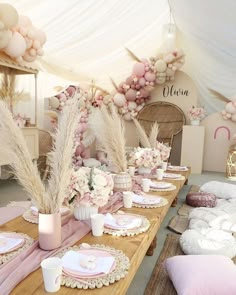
186, 192, 216, 207
164, 255, 236, 295
0, 207, 25, 225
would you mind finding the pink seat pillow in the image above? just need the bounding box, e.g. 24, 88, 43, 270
164, 255, 236, 295
186, 192, 216, 207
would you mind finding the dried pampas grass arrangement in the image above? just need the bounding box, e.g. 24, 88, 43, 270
0, 98, 79, 214
89, 105, 127, 172
149, 122, 159, 148
132, 118, 159, 149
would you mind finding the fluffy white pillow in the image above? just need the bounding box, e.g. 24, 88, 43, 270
180, 228, 236, 258
200, 181, 236, 199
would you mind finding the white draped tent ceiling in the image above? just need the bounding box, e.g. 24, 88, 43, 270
3, 0, 236, 125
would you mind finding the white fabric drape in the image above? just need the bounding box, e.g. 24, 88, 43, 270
4, 0, 236, 124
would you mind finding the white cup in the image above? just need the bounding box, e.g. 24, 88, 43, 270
123, 191, 133, 208
41, 257, 62, 293
90, 213, 104, 236
161, 162, 168, 171
156, 168, 164, 180
128, 166, 135, 176
141, 178, 150, 193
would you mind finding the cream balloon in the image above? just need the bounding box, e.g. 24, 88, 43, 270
22, 51, 37, 62
113, 93, 126, 107
0, 3, 18, 29
4, 32, 26, 58
127, 101, 137, 111
0, 29, 12, 49
123, 112, 132, 121
49, 97, 60, 109
155, 59, 167, 72
225, 102, 236, 114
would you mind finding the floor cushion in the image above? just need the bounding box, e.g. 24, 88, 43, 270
200, 181, 236, 199
180, 228, 236, 258
164, 255, 236, 295
186, 192, 216, 207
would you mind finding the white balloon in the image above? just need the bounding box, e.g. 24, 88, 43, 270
225, 102, 236, 114
0, 3, 18, 29
4, 31, 26, 58
0, 29, 12, 49
113, 93, 126, 107
155, 59, 167, 72
49, 97, 60, 109
127, 101, 137, 111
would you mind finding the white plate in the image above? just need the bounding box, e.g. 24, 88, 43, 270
132, 194, 161, 205
163, 173, 182, 179
149, 181, 172, 189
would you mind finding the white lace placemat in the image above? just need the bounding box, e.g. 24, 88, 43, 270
0, 232, 34, 265
55, 244, 130, 289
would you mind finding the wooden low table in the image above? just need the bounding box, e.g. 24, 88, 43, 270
0, 170, 190, 295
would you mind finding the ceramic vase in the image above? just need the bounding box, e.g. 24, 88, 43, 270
190, 119, 200, 126
138, 167, 152, 175
113, 172, 132, 192
38, 212, 61, 250
73, 205, 98, 220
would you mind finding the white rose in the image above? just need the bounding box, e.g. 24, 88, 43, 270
93, 174, 107, 187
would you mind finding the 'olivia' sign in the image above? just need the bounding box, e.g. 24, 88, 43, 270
163, 85, 189, 98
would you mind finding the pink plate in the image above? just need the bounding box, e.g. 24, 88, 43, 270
104, 214, 141, 230
167, 165, 188, 171
150, 181, 172, 189
0, 233, 25, 254
63, 249, 116, 278
163, 173, 181, 179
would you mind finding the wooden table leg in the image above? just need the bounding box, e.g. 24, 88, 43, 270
171, 196, 178, 207
184, 178, 188, 185
146, 235, 157, 256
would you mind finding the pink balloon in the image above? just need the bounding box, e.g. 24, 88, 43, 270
29, 48, 36, 56
67, 86, 76, 97
37, 48, 44, 56
22, 51, 36, 62
133, 62, 145, 77
126, 76, 133, 85
57, 93, 67, 101
144, 72, 156, 82
33, 39, 40, 49
34, 29, 46, 45
75, 144, 85, 156
125, 89, 136, 101
139, 77, 146, 86
139, 88, 149, 98
19, 26, 28, 37
18, 15, 32, 27
4, 32, 26, 58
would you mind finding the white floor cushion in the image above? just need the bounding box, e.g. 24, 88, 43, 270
200, 181, 236, 199
180, 228, 236, 258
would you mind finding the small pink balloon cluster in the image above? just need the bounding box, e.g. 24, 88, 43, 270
91, 48, 185, 120
72, 108, 89, 167
48, 85, 91, 167
222, 96, 236, 122
0, 3, 46, 63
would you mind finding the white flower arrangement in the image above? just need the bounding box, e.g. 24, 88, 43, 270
187, 106, 207, 121
129, 147, 162, 168
155, 141, 171, 161
66, 167, 114, 207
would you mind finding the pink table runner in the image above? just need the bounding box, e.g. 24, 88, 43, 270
0, 215, 91, 295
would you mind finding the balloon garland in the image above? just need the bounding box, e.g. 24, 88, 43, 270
48, 47, 185, 166
91, 48, 185, 120
0, 3, 46, 63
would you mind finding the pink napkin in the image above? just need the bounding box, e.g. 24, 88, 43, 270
0, 215, 91, 295
99, 192, 123, 214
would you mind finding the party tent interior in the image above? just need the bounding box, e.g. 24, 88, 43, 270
0, 0, 236, 294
